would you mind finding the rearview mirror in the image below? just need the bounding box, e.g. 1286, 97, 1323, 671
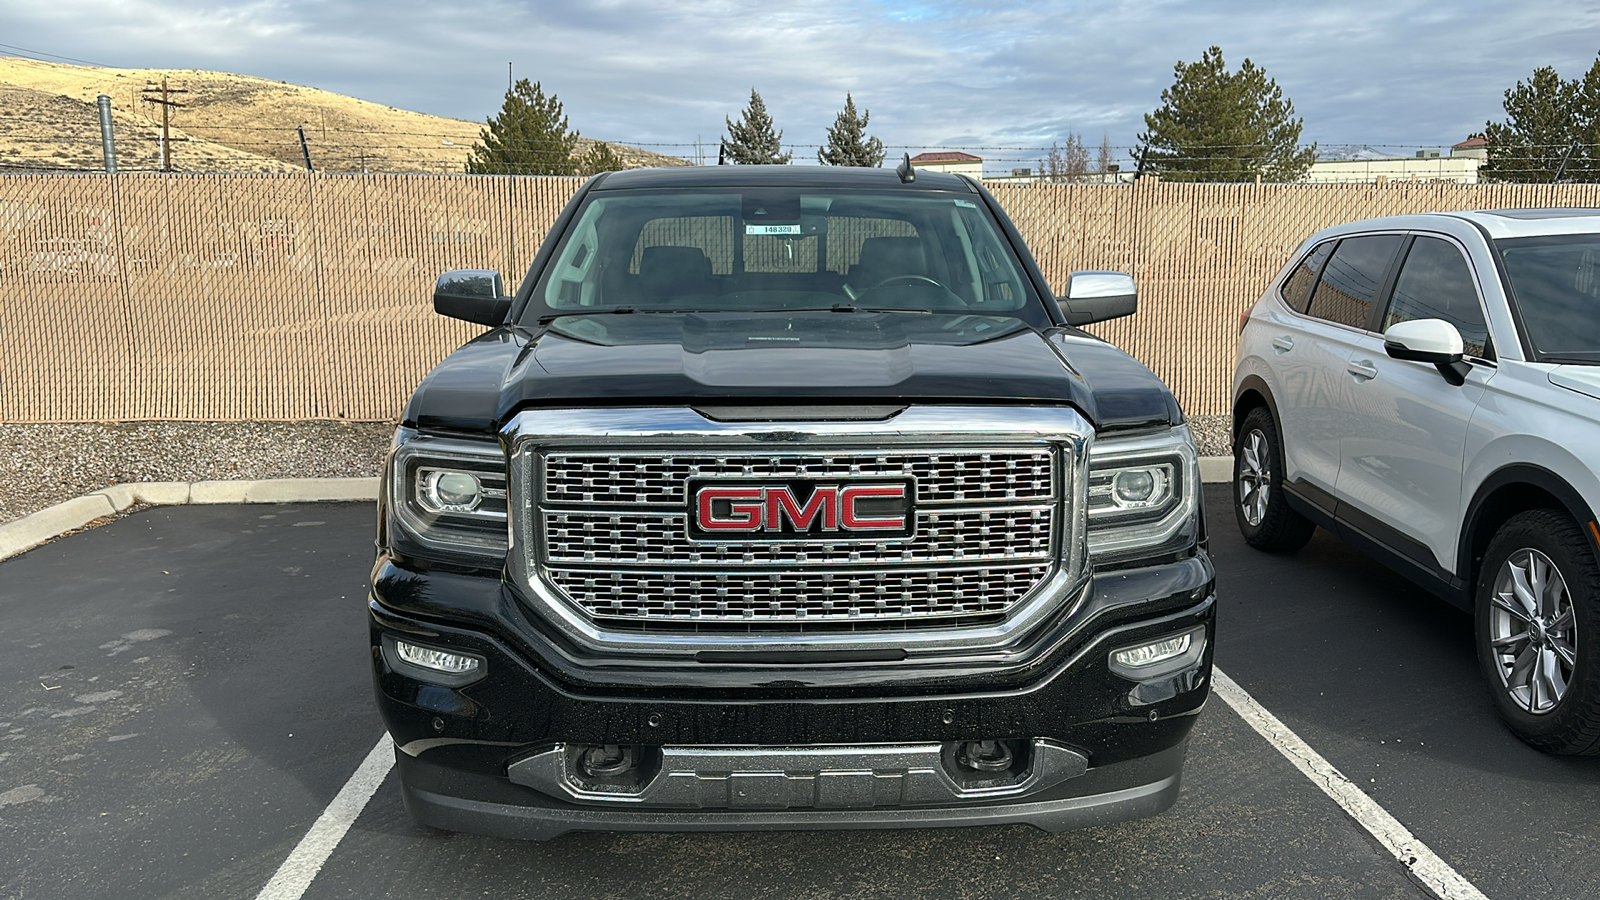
1058, 271, 1137, 326
434, 269, 510, 326
1384, 318, 1470, 386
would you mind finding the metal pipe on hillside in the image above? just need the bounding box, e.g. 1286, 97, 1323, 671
96, 95, 117, 174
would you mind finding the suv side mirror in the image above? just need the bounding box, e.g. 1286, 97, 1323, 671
434, 269, 510, 326
1384, 318, 1470, 386
1058, 271, 1137, 326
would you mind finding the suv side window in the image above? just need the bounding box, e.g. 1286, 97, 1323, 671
1279, 240, 1334, 313
1306, 235, 1404, 330
1383, 236, 1492, 359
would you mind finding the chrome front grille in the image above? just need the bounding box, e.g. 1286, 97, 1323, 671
533, 448, 1059, 629
556, 564, 1053, 623
543, 508, 1052, 566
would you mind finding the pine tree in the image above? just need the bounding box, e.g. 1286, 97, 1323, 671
578, 141, 626, 176
1137, 46, 1314, 183
1482, 64, 1588, 182
817, 94, 885, 167
721, 89, 791, 165
1096, 134, 1114, 178
466, 79, 579, 175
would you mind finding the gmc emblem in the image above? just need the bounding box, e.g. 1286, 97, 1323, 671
688, 479, 914, 540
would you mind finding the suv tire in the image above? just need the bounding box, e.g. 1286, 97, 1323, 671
1476, 509, 1600, 755
1233, 407, 1315, 553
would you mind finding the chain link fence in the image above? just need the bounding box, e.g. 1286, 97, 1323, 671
4, 172, 1599, 423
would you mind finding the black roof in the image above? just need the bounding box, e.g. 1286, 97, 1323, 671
593, 164, 977, 192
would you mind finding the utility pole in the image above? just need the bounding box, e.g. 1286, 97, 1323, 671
296, 125, 315, 172
140, 77, 190, 172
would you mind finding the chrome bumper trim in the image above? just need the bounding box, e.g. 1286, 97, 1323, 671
507, 740, 1089, 810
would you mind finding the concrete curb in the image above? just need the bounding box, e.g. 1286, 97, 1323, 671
1199, 456, 1232, 484
2, 458, 1235, 565
0, 477, 379, 563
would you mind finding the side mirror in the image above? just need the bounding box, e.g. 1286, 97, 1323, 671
1058, 271, 1137, 326
1384, 318, 1470, 386
433, 269, 510, 326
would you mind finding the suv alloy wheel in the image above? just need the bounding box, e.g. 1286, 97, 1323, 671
1477, 509, 1600, 754
1233, 407, 1315, 553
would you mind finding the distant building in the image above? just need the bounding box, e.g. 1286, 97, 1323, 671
909, 151, 983, 178
1302, 140, 1484, 184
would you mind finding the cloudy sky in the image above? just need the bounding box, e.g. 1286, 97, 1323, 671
7, 0, 1600, 169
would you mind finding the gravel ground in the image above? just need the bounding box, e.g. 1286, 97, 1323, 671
0, 415, 1234, 526
0, 421, 394, 525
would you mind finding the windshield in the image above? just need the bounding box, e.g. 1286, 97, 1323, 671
1498, 235, 1600, 362
524, 188, 1045, 325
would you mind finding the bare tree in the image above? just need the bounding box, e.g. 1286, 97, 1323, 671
1044, 133, 1091, 182
1096, 134, 1114, 179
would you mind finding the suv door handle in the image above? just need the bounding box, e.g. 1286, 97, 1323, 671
1347, 359, 1378, 380
1272, 336, 1294, 353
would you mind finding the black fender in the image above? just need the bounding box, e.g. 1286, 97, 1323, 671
1231, 374, 1281, 444
1457, 463, 1600, 591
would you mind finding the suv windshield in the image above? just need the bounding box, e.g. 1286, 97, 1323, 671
1498, 234, 1600, 362
525, 188, 1044, 325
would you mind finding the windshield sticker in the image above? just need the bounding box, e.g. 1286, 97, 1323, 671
954, 199, 977, 208
745, 223, 802, 235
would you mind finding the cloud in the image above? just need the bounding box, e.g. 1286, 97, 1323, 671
8, 0, 1600, 167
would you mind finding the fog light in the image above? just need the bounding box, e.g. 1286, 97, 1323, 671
396, 640, 480, 675
1109, 626, 1205, 680
1114, 633, 1190, 669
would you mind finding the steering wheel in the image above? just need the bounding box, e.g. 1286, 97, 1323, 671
868, 274, 946, 292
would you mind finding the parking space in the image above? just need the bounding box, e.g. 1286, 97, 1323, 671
2, 492, 1596, 898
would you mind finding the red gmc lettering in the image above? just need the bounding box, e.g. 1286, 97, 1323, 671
767, 488, 838, 530
839, 485, 908, 530
696, 486, 765, 531
697, 484, 907, 533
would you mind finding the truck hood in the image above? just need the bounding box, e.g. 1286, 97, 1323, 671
403, 312, 1181, 434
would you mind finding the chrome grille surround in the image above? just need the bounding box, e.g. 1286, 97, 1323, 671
504, 406, 1093, 657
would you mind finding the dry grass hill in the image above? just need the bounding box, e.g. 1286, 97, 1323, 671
0, 57, 688, 174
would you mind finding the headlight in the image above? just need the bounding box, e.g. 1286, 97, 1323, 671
1086, 425, 1199, 565
387, 429, 508, 560
419, 469, 487, 513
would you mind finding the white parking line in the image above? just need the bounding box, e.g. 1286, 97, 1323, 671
254, 735, 395, 900
1211, 668, 1489, 900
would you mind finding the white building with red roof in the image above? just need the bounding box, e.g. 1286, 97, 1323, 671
908, 151, 983, 178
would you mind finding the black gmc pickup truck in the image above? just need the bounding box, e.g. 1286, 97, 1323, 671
370, 163, 1215, 839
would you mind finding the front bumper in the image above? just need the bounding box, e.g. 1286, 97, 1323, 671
369, 552, 1214, 839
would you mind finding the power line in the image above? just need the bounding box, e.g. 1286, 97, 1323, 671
0, 43, 114, 67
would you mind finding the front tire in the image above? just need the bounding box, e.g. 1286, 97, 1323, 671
1233, 407, 1315, 553
1476, 509, 1600, 755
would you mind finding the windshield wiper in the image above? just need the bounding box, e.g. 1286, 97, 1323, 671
538, 307, 733, 324
537, 307, 638, 324
771, 304, 933, 315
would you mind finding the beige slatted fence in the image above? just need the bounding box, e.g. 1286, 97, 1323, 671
5, 172, 1600, 423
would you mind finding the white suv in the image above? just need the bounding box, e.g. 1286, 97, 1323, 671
1233, 209, 1600, 754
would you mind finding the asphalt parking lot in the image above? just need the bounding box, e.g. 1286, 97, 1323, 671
3, 486, 1598, 899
